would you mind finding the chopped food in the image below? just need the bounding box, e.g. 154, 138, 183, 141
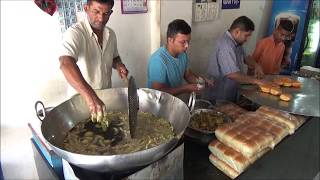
189, 110, 226, 132
63, 111, 175, 155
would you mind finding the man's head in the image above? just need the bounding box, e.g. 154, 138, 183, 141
229, 16, 255, 45
273, 19, 294, 43
84, 0, 114, 31
167, 19, 192, 54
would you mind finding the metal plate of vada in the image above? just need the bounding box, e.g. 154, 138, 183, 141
184, 108, 232, 145
239, 75, 320, 117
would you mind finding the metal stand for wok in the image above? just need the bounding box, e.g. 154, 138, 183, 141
29, 115, 184, 180
62, 143, 184, 180
29, 120, 184, 180
32, 86, 191, 179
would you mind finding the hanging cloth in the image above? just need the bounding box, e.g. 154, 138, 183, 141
34, 0, 57, 16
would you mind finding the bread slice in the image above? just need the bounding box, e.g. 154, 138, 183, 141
215, 122, 274, 158
279, 93, 292, 101
281, 77, 293, 87
283, 82, 292, 87
273, 78, 284, 86
208, 140, 270, 171
270, 86, 282, 96
235, 112, 290, 147
208, 140, 250, 173
259, 84, 271, 93
209, 154, 239, 179
208, 140, 270, 179
256, 106, 306, 134
273, 76, 293, 87
291, 80, 302, 88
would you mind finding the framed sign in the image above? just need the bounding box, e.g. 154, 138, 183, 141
121, 0, 148, 14
222, 0, 240, 9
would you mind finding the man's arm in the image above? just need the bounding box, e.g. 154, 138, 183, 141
246, 39, 265, 78
227, 71, 261, 85
112, 56, 123, 68
245, 55, 264, 79
226, 71, 275, 87
184, 69, 199, 84
112, 56, 128, 79
151, 81, 199, 96
245, 55, 258, 68
151, 69, 203, 96
59, 56, 104, 116
281, 47, 290, 68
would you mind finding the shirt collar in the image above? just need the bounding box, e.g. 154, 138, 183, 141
226, 31, 241, 47
84, 16, 94, 37
270, 34, 283, 46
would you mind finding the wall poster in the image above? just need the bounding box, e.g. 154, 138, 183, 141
222, 0, 240, 9
121, 0, 148, 14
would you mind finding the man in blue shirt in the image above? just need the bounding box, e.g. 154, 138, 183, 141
205, 16, 272, 102
147, 19, 212, 96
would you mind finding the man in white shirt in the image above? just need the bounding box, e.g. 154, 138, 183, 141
59, 0, 128, 121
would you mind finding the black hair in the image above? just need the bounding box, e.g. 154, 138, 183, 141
87, 0, 114, 7
167, 19, 191, 39
278, 19, 294, 32
229, 16, 255, 32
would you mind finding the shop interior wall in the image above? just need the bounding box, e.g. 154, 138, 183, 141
188, 0, 273, 76
1, 1, 272, 178
1, 1, 160, 129
1, 0, 272, 128
1, 1, 159, 179
159, 0, 272, 76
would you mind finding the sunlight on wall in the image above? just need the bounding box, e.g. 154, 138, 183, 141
1, 0, 159, 128
1, 1, 68, 127
150, 0, 161, 55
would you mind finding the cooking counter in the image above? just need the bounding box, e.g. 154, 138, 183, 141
30, 112, 319, 180
184, 117, 320, 180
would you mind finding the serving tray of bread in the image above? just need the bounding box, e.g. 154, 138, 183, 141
208, 105, 307, 179
239, 75, 320, 117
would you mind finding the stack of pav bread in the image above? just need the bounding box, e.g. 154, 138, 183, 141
208, 105, 306, 179
259, 76, 302, 102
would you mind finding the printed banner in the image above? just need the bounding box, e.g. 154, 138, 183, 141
222, 0, 240, 9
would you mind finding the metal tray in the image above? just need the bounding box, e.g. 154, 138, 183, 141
184, 109, 232, 145
239, 75, 320, 117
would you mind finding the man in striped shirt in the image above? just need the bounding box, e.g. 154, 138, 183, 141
204, 16, 272, 102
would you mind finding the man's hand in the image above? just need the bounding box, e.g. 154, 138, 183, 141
83, 91, 106, 122
254, 64, 264, 79
203, 77, 214, 87
84, 92, 112, 131
281, 58, 290, 69
59, 56, 109, 124
184, 83, 204, 94
116, 63, 128, 79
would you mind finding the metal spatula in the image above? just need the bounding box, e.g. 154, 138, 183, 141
127, 76, 139, 138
